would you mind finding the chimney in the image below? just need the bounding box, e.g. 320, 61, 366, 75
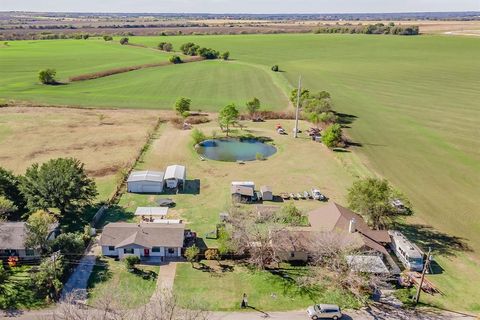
349, 218, 356, 233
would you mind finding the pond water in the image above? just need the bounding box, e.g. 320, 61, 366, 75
196, 138, 277, 162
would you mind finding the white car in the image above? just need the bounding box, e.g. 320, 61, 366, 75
311, 189, 326, 201
307, 304, 342, 320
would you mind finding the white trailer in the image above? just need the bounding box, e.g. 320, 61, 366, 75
389, 230, 424, 272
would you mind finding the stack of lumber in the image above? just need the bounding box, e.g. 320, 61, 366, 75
404, 271, 441, 295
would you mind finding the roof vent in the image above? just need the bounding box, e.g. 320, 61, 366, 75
349, 218, 356, 233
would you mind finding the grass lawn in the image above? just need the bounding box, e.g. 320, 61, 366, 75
0, 266, 47, 310
87, 258, 159, 309
174, 261, 362, 311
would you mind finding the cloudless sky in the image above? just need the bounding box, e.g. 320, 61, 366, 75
1, 0, 479, 14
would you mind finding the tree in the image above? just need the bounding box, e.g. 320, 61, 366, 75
347, 178, 407, 229
169, 55, 182, 64
277, 202, 306, 226
180, 42, 200, 56
38, 69, 57, 85
0, 196, 17, 219
25, 210, 57, 253
198, 47, 220, 59
204, 249, 219, 261
119, 37, 129, 45
217, 226, 235, 256
185, 245, 200, 267
174, 97, 191, 116
158, 42, 173, 52
33, 253, 65, 300
50, 232, 85, 257
322, 124, 343, 148
245, 97, 261, 117
191, 128, 206, 145
82, 34, 89, 40
218, 104, 239, 137
124, 255, 140, 270
221, 51, 230, 60
0, 167, 26, 216
289, 88, 310, 106
271, 65, 279, 72
103, 35, 113, 41
20, 158, 98, 218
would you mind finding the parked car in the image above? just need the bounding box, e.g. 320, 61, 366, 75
307, 304, 342, 320
311, 189, 326, 201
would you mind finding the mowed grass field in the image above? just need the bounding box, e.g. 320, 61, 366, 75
0, 106, 161, 201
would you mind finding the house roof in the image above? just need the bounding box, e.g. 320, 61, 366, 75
260, 185, 272, 193
231, 185, 254, 196
346, 255, 390, 274
127, 171, 164, 183
308, 203, 391, 244
0, 222, 58, 250
164, 165, 186, 180
99, 223, 185, 248
134, 207, 169, 216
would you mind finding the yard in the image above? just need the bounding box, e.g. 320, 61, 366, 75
0, 265, 47, 310
87, 258, 159, 309
174, 261, 362, 311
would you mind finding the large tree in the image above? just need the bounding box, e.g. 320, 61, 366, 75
33, 253, 65, 300
20, 158, 97, 217
347, 177, 409, 229
38, 69, 57, 85
0, 167, 26, 218
218, 104, 239, 137
25, 210, 57, 252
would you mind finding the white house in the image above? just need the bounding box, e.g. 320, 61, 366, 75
164, 165, 186, 190
0, 222, 58, 260
127, 171, 164, 193
100, 222, 185, 259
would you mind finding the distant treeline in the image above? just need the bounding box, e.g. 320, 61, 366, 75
315, 23, 419, 35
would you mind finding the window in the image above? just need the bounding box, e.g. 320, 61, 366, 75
168, 248, 175, 254
108, 246, 115, 251
290, 252, 295, 258
152, 247, 160, 253
124, 248, 134, 254
25, 249, 35, 256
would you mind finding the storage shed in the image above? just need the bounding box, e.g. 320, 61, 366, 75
260, 185, 273, 201
127, 171, 164, 194
164, 165, 186, 190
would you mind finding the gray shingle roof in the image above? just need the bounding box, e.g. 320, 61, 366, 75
0, 222, 58, 250
99, 223, 185, 248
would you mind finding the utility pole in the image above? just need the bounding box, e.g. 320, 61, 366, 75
294, 75, 302, 138
414, 247, 432, 305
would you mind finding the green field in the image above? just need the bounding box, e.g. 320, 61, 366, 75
2, 34, 480, 312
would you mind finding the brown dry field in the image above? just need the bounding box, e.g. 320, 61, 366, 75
0, 106, 165, 200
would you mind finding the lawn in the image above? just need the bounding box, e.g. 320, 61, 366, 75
0, 265, 47, 310
0, 106, 162, 201
87, 258, 158, 309
174, 261, 362, 311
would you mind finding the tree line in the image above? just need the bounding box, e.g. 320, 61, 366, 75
315, 23, 419, 35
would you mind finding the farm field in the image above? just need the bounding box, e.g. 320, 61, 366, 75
1, 33, 480, 312
0, 106, 162, 201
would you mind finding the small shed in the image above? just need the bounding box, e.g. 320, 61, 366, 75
127, 171, 164, 194
164, 165, 186, 190
260, 185, 273, 201
231, 185, 254, 203
134, 207, 168, 220
231, 181, 255, 190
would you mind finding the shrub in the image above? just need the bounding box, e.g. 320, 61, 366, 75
322, 123, 343, 148
38, 68, 57, 85
205, 249, 219, 260
103, 35, 113, 41
271, 65, 279, 72
169, 55, 182, 64
255, 152, 265, 161
221, 51, 230, 60
124, 255, 140, 270
119, 37, 129, 45
191, 129, 206, 145
174, 97, 191, 116
185, 245, 200, 266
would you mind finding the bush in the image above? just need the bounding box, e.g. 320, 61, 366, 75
124, 255, 140, 270
119, 37, 129, 45
322, 123, 343, 148
158, 42, 173, 52
169, 55, 183, 64
174, 97, 191, 116
103, 35, 113, 41
205, 249, 219, 260
278, 202, 307, 226
221, 51, 230, 60
191, 129, 206, 145
255, 152, 265, 161
38, 68, 57, 85
185, 245, 200, 266
50, 232, 85, 256
271, 65, 279, 72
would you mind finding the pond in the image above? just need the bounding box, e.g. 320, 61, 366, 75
196, 138, 277, 162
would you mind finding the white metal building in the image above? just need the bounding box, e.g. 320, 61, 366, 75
134, 207, 168, 219
127, 171, 164, 193
164, 165, 186, 189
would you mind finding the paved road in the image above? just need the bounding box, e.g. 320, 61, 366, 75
59, 238, 100, 303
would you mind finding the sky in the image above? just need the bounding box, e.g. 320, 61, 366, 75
0, 0, 478, 14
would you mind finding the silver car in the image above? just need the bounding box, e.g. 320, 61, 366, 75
307, 304, 342, 320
